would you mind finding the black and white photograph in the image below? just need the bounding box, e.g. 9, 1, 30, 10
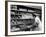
6, 1, 45, 35
11, 5, 42, 32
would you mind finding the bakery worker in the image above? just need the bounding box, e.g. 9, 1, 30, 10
33, 13, 42, 31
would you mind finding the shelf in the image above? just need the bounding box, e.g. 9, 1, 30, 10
11, 18, 34, 20
11, 10, 36, 13
17, 5, 41, 11
11, 13, 19, 15
11, 10, 41, 14
15, 14, 22, 15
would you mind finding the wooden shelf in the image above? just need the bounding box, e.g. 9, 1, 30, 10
11, 10, 41, 14
11, 18, 34, 20
11, 10, 36, 13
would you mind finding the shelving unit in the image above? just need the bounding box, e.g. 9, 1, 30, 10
11, 5, 41, 31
